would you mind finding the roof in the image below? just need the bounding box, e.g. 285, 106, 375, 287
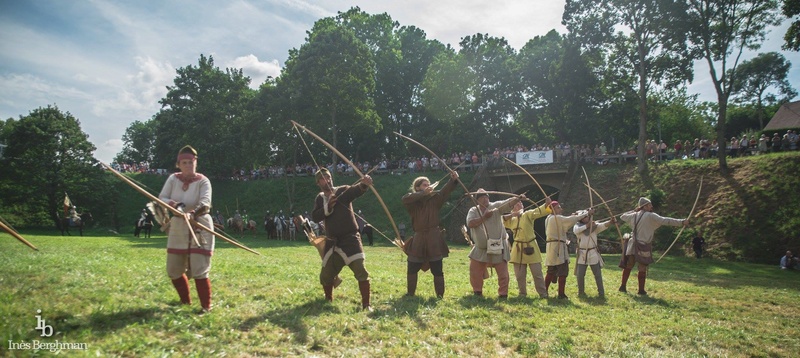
765, 101, 800, 130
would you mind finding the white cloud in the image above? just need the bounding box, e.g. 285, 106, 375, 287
227, 55, 282, 88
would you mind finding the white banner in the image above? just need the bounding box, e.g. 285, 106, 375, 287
515, 151, 553, 165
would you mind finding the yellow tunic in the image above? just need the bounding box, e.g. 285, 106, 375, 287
503, 203, 550, 264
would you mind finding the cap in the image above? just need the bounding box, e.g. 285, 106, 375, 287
315, 168, 331, 181
638, 197, 652, 207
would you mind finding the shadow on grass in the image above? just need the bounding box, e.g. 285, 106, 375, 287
368, 295, 442, 329
55, 307, 164, 336
238, 298, 340, 344
603, 255, 800, 291
575, 295, 608, 306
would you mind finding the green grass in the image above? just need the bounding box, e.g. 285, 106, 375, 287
2, 230, 800, 357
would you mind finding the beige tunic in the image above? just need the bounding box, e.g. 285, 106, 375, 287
159, 173, 214, 256
467, 197, 517, 264
544, 211, 589, 266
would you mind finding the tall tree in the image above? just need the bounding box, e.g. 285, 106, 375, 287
0, 106, 108, 226
336, 8, 401, 160
730, 52, 797, 129
280, 17, 379, 165
459, 34, 521, 150
155, 54, 255, 176
564, 0, 694, 175
684, 0, 781, 171
647, 88, 715, 146
783, 0, 800, 50
517, 30, 603, 146
420, 49, 477, 154
115, 119, 157, 164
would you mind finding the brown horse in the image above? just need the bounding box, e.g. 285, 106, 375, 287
59, 212, 92, 236
228, 216, 244, 234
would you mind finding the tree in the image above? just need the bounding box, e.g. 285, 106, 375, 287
648, 88, 715, 145
0, 105, 109, 227
155, 54, 255, 176
517, 30, 604, 146
420, 50, 476, 153
458, 34, 522, 150
783, 0, 800, 50
730, 52, 797, 129
115, 119, 157, 164
564, 0, 694, 176
684, 0, 782, 171
280, 17, 380, 165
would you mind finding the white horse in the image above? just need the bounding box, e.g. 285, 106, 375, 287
274, 216, 285, 240
288, 216, 297, 241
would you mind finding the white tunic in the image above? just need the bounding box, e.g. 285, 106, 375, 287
573, 220, 612, 266
467, 197, 517, 263
620, 211, 684, 253
544, 211, 589, 266
159, 174, 214, 254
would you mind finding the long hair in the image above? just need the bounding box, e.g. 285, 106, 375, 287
409, 176, 429, 193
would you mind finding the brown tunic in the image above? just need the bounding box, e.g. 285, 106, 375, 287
401, 177, 458, 263
312, 183, 368, 265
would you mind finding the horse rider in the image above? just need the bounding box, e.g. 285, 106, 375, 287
138, 208, 148, 227
69, 205, 81, 226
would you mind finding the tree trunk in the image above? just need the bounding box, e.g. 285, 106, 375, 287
636, 47, 649, 177
330, 109, 337, 169
716, 95, 729, 173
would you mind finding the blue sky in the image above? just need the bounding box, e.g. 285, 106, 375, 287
0, 0, 796, 163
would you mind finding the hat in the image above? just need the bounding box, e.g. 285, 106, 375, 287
315, 168, 330, 181
638, 197, 652, 207
549, 200, 560, 208
474, 188, 489, 199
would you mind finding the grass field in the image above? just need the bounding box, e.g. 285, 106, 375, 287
2, 230, 799, 357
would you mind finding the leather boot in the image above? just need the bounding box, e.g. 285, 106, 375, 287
171, 274, 191, 305
195, 278, 212, 312
358, 280, 372, 311
406, 273, 418, 296
557, 276, 568, 299
433, 275, 445, 298
544, 273, 554, 291
619, 268, 632, 293
576, 273, 586, 296
637, 271, 647, 295
323, 285, 334, 302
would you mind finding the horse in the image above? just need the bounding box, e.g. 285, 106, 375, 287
290, 215, 304, 241
134, 213, 154, 239
228, 216, 244, 234
265, 215, 277, 239
59, 212, 92, 236
274, 216, 285, 240
246, 220, 257, 234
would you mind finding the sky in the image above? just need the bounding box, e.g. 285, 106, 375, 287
1, 0, 797, 164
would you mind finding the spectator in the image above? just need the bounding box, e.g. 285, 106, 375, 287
758, 134, 768, 154
692, 233, 706, 259
739, 135, 749, 156
772, 133, 782, 152
710, 139, 719, 157
781, 251, 797, 270
674, 140, 683, 156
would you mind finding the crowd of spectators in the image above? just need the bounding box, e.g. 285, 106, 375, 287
112, 130, 800, 179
